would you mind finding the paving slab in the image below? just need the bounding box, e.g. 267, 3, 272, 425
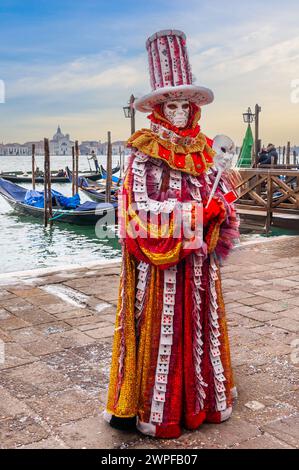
262, 416, 299, 448
0, 237, 299, 449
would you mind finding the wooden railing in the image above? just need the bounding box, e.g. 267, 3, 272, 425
232, 168, 299, 232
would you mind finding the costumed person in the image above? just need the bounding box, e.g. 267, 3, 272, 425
103, 29, 239, 439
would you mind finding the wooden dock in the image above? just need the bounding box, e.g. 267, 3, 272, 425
233, 168, 299, 233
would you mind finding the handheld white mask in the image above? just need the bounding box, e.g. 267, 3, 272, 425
163, 100, 190, 128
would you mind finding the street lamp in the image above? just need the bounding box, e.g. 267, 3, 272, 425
123, 104, 131, 119
123, 94, 136, 135
243, 105, 262, 166
243, 107, 255, 124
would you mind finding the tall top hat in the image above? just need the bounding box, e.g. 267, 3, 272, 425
134, 29, 214, 113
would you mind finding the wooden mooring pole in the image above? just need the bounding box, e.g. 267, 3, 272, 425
72, 145, 75, 196
47, 150, 53, 227
282, 146, 286, 164
278, 146, 281, 164
293, 150, 297, 165
286, 141, 291, 166
105, 131, 112, 203
44, 138, 53, 227
44, 139, 48, 227
75, 141, 79, 194
31, 144, 36, 190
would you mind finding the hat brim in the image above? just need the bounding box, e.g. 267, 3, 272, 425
134, 84, 214, 112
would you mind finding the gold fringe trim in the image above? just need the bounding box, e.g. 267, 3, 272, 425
140, 242, 181, 266
215, 264, 235, 405
106, 249, 138, 417
127, 128, 215, 176
207, 222, 221, 254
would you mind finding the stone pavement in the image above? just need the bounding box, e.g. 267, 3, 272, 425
0, 237, 298, 449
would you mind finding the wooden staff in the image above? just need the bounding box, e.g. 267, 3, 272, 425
105, 131, 112, 203
72, 145, 75, 196
31, 144, 36, 190
75, 140, 79, 194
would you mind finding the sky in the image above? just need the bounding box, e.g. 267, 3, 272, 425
0, 0, 299, 146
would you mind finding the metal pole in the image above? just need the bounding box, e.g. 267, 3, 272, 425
72, 145, 75, 196
130, 94, 136, 135
75, 140, 79, 194
251, 125, 255, 167
254, 104, 261, 166
105, 131, 112, 203
31, 144, 36, 190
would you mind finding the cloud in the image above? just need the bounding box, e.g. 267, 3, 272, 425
8, 52, 148, 99
1, 0, 299, 144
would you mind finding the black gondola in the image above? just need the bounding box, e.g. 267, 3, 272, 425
0, 178, 117, 226
80, 184, 118, 203
100, 163, 120, 176
0, 169, 104, 184
66, 167, 119, 203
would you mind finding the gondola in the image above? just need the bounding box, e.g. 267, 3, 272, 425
0, 178, 117, 226
0, 172, 70, 183
100, 163, 120, 176
0, 169, 104, 184
66, 167, 119, 203
99, 167, 122, 185
80, 181, 118, 203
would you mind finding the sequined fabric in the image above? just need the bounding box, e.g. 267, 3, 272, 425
105, 147, 239, 437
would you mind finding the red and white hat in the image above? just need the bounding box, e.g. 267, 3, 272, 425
134, 29, 214, 113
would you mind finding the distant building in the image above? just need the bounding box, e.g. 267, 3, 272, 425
0, 143, 30, 156
100, 140, 127, 156
50, 125, 74, 156
0, 127, 127, 157
24, 141, 44, 155
79, 140, 102, 156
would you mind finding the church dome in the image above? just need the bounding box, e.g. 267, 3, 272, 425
53, 125, 64, 141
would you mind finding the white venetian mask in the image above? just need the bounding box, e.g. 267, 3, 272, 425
163, 100, 190, 128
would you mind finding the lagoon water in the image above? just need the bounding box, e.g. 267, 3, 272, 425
0, 154, 296, 275
0, 154, 122, 274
